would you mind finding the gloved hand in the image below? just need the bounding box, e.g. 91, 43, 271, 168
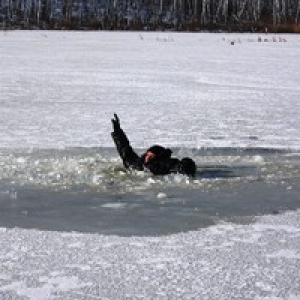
111, 114, 121, 132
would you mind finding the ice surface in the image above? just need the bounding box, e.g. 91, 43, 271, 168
0, 211, 299, 299
0, 31, 299, 149
0, 31, 300, 299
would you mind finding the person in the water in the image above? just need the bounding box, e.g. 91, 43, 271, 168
111, 114, 196, 176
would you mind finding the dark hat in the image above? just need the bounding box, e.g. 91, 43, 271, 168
146, 145, 172, 159
179, 157, 196, 176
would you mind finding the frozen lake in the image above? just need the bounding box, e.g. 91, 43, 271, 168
1, 31, 300, 149
0, 31, 300, 299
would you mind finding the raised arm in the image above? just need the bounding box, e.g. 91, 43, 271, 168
111, 114, 143, 170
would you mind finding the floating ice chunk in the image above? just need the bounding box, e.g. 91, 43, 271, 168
101, 203, 127, 209
157, 192, 167, 199
136, 170, 146, 177
147, 177, 156, 185
174, 174, 187, 184
91, 174, 103, 184
253, 155, 264, 163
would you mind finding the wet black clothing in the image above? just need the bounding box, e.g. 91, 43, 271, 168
111, 126, 182, 175
111, 114, 196, 176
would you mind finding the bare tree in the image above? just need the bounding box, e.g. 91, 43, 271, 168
1, 0, 300, 30
297, 0, 300, 23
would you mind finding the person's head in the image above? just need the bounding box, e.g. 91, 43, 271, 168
143, 145, 172, 164
178, 157, 196, 177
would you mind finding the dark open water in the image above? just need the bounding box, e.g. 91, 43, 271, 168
0, 147, 299, 236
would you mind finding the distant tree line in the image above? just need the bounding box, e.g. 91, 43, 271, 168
1, 0, 300, 32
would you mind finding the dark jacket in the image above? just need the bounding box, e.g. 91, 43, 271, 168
111, 126, 182, 175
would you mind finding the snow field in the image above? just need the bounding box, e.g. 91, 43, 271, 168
0, 210, 300, 299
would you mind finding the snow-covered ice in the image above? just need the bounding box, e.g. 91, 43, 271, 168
0, 211, 299, 299
0, 31, 299, 150
0, 31, 300, 299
